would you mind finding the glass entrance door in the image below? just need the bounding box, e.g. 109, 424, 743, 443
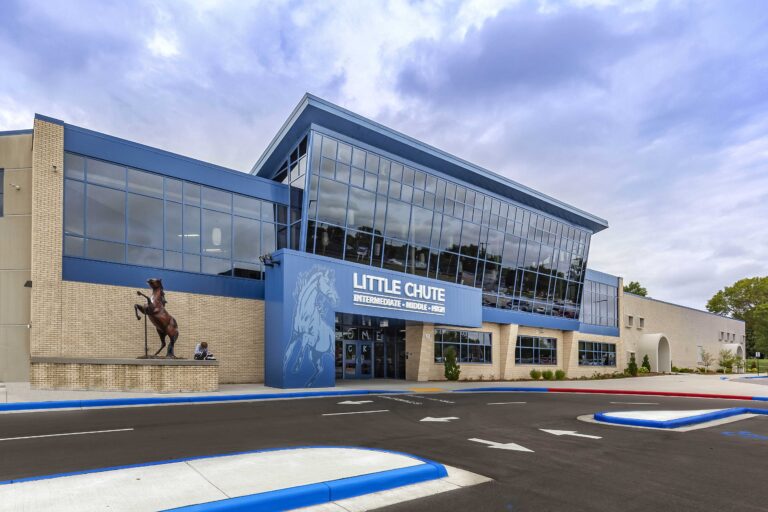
343, 341, 373, 379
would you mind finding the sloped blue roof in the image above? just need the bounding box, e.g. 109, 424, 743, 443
251, 94, 609, 233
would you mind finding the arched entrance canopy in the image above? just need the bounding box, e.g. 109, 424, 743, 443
638, 333, 672, 373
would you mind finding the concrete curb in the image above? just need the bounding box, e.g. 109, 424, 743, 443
455, 387, 768, 401
4, 386, 768, 414
593, 407, 768, 429
0, 389, 406, 413
166, 463, 448, 512
0, 446, 448, 512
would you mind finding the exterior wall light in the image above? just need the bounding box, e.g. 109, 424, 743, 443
9, 183, 21, 190
260, 254, 280, 267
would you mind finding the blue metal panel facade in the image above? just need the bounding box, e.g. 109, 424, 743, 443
63, 123, 288, 205
265, 249, 482, 388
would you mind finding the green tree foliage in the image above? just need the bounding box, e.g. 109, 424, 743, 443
718, 349, 737, 373
443, 346, 461, 381
700, 349, 714, 372
707, 277, 768, 356
623, 281, 648, 296
641, 354, 651, 372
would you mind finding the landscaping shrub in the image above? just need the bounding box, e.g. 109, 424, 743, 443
627, 353, 639, 377
638, 366, 649, 374
444, 346, 461, 381
530, 369, 542, 380
671, 365, 679, 372
555, 369, 566, 380
542, 370, 554, 380
641, 354, 652, 372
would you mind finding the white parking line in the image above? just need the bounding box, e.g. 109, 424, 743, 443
322, 410, 390, 417
408, 395, 456, 404
0, 428, 134, 442
487, 402, 526, 405
378, 396, 422, 405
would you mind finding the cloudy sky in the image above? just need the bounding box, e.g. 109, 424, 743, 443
1, 0, 766, 309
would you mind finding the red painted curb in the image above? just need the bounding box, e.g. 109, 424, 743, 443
547, 388, 756, 401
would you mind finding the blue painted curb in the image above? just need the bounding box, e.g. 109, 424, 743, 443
167, 463, 447, 512
0, 445, 442, 486
0, 445, 448, 511
0, 389, 406, 413
594, 407, 768, 429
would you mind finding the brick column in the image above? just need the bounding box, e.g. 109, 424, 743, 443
30, 118, 64, 357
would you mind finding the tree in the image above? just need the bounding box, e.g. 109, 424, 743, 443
624, 281, 648, 296
700, 349, 714, 372
626, 353, 638, 377
718, 349, 737, 374
443, 346, 461, 381
707, 277, 768, 357
641, 354, 652, 372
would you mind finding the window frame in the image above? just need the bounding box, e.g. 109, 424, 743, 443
62, 153, 288, 281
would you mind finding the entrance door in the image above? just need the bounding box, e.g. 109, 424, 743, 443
343, 341, 373, 379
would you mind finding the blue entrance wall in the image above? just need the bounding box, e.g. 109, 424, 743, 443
265, 250, 482, 388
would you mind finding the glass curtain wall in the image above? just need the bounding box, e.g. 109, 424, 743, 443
304, 131, 591, 319
63, 153, 288, 280
271, 135, 307, 250
580, 279, 618, 327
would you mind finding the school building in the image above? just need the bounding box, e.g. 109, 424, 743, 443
0, 94, 745, 391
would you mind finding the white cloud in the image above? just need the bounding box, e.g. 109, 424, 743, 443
147, 32, 179, 58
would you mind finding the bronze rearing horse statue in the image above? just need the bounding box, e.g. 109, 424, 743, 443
134, 278, 179, 358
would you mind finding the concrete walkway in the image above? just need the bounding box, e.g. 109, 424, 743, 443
1, 373, 766, 404
0, 447, 486, 511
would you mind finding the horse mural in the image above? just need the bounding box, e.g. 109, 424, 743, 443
283, 266, 339, 387
134, 278, 180, 358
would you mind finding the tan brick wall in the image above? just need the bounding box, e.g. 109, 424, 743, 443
30, 362, 218, 393
566, 332, 625, 378
411, 322, 504, 382
57, 281, 264, 383
30, 119, 64, 358
28, 118, 265, 385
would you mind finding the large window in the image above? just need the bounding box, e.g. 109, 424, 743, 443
305, 131, 590, 319
515, 335, 557, 365
434, 328, 492, 364
578, 341, 616, 366
63, 153, 288, 280
580, 279, 618, 326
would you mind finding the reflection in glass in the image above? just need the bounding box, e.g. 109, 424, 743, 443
86, 184, 125, 242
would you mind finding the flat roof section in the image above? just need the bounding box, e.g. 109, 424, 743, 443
252, 94, 609, 233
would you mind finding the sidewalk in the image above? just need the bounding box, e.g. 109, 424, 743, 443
2, 373, 766, 404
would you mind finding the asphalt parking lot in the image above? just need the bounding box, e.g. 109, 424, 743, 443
1, 392, 766, 511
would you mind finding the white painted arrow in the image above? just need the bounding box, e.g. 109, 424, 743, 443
420, 416, 459, 423
468, 438, 533, 452
337, 400, 374, 405
539, 429, 602, 439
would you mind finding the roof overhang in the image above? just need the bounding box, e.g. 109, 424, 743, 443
251, 94, 609, 233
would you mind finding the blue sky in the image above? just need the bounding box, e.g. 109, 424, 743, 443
1, 0, 766, 309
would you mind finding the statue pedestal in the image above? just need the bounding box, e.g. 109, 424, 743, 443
30, 357, 219, 393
